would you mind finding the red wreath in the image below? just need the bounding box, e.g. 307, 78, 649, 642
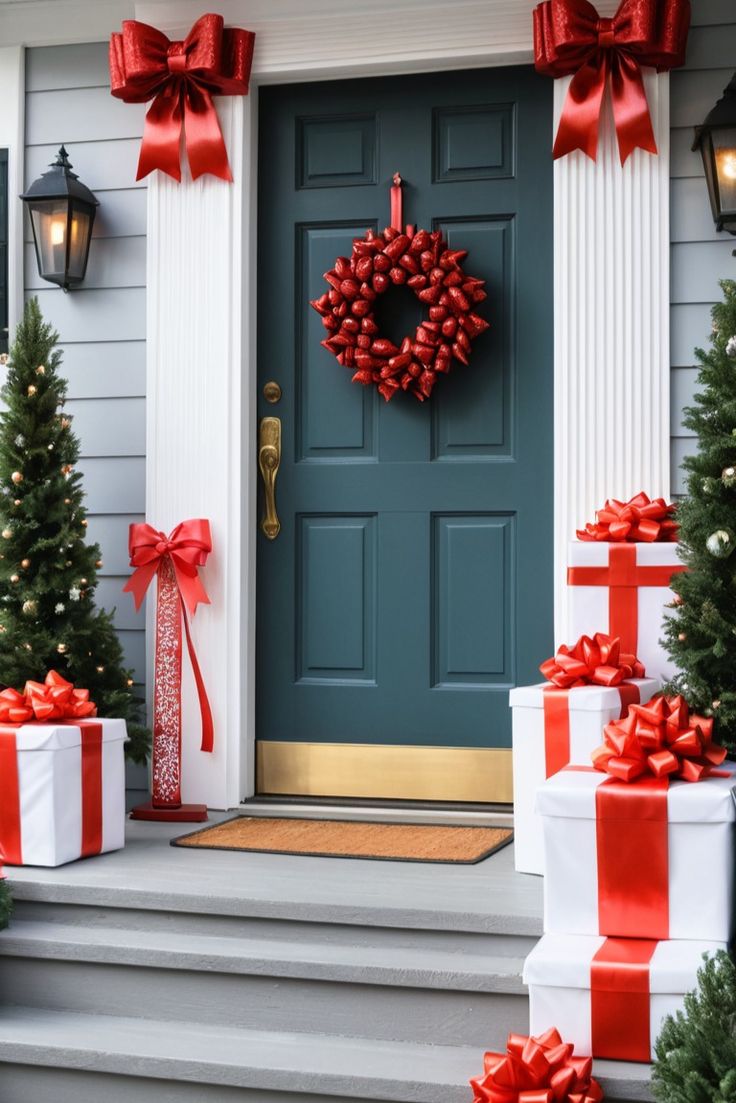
310, 180, 490, 402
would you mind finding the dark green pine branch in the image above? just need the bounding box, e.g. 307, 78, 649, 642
0, 877, 10, 930
663, 279, 736, 753
0, 299, 149, 762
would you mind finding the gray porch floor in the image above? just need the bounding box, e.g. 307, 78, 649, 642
9, 813, 544, 935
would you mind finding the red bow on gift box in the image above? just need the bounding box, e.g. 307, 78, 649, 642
470, 1027, 603, 1103
540, 632, 645, 688
109, 13, 255, 181
576, 491, 678, 543
0, 671, 96, 724
593, 694, 727, 783
534, 0, 690, 163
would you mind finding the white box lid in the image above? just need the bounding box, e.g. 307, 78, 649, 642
567, 540, 682, 568
11, 718, 128, 752
509, 678, 659, 712
523, 932, 726, 993
535, 760, 736, 823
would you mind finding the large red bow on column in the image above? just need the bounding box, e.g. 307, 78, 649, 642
540, 632, 645, 688
593, 694, 727, 782
576, 491, 678, 542
109, 13, 255, 181
470, 1028, 603, 1103
124, 520, 214, 753
534, 0, 690, 163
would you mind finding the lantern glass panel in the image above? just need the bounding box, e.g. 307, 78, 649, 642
713, 127, 736, 219
29, 201, 69, 283
66, 202, 93, 282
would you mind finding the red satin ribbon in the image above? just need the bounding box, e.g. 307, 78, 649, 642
124, 520, 214, 756
109, 13, 255, 181
470, 1026, 603, 1103
540, 633, 644, 778
577, 492, 678, 543
534, 0, 690, 163
568, 544, 686, 655
591, 937, 657, 1061
0, 720, 103, 865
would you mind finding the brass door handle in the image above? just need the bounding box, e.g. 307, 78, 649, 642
258, 416, 281, 539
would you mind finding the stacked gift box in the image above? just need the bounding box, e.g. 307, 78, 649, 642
510, 494, 735, 1063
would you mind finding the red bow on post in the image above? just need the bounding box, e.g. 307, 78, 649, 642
109, 13, 255, 181
124, 520, 214, 754
534, 0, 690, 163
593, 694, 728, 782
576, 491, 678, 542
470, 1028, 603, 1103
540, 632, 645, 688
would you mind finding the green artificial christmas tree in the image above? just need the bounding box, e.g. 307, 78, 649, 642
664, 279, 736, 753
0, 299, 149, 762
0, 877, 11, 930
653, 950, 736, 1103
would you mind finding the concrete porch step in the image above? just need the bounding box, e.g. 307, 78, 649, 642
0, 1007, 653, 1103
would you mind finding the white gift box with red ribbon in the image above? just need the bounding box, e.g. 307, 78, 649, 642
0, 719, 127, 867
537, 762, 736, 941
524, 932, 726, 1062
510, 678, 659, 876
566, 542, 684, 680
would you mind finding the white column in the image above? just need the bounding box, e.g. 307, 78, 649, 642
553, 71, 671, 640
146, 95, 257, 808
0, 45, 25, 343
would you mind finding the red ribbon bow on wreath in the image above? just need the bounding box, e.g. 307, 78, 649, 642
533, 0, 690, 163
592, 694, 728, 783
109, 13, 255, 181
470, 1027, 603, 1103
124, 519, 214, 753
576, 491, 678, 542
0, 671, 96, 724
540, 632, 645, 688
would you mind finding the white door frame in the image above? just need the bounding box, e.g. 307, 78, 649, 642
138, 0, 671, 809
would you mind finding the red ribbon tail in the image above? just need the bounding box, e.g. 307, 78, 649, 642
137, 84, 185, 181
553, 55, 608, 161
610, 54, 657, 165
184, 83, 232, 181
180, 598, 215, 752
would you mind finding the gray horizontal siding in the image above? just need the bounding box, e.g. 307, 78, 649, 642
670, 8, 736, 493
24, 41, 147, 702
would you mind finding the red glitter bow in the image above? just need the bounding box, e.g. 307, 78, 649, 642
0, 670, 96, 723
592, 694, 728, 782
540, 632, 645, 688
576, 492, 678, 542
109, 13, 255, 181
470, 1028, 603, 1103
124, 520, 212, 617
534, 0, 690, 163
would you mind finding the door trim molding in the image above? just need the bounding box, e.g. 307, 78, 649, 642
258, 743, 513, 803
140, 0, 670, 808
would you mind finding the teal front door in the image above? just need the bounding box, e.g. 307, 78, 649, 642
256, 67, 553, 802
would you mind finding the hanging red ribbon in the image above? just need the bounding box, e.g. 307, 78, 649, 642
567, 544, 686, 655
533, 0, 690, 164
470, 1026, 603, 1103
124, 521, 214, 806
109, 13, 255, 181
577, 492, 678, 542
0, 718, 104, 865
540, 633, 644, 778
591, 937, 657, 1061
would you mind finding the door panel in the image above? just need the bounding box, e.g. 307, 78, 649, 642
256, 68, 553, 796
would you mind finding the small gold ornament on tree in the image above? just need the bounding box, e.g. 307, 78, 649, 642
1, 529, 11, 540
9, 574, 19, 584
56, 643, 67, 654
26, 384, 37, 397
36, 364, 45, 375
22, 599, 37, 615
11, 472, 23, 484
21, 558, 30, 569
722, 465, 736, 488
678, 632, 687, 642
706, 529, 735, 558
13, 499, 20, 507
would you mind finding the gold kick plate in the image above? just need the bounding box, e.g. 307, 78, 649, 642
258, 416, 281, 540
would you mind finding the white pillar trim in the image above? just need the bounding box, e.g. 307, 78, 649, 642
553, 70, 671, 640
141, 0, 672, 807
0, 45, 25, 346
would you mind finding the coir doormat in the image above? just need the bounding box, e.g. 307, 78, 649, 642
171, 817, 513, 865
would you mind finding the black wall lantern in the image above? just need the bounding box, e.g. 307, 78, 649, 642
693, 75, 736, 235
20, 146, 98, 290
